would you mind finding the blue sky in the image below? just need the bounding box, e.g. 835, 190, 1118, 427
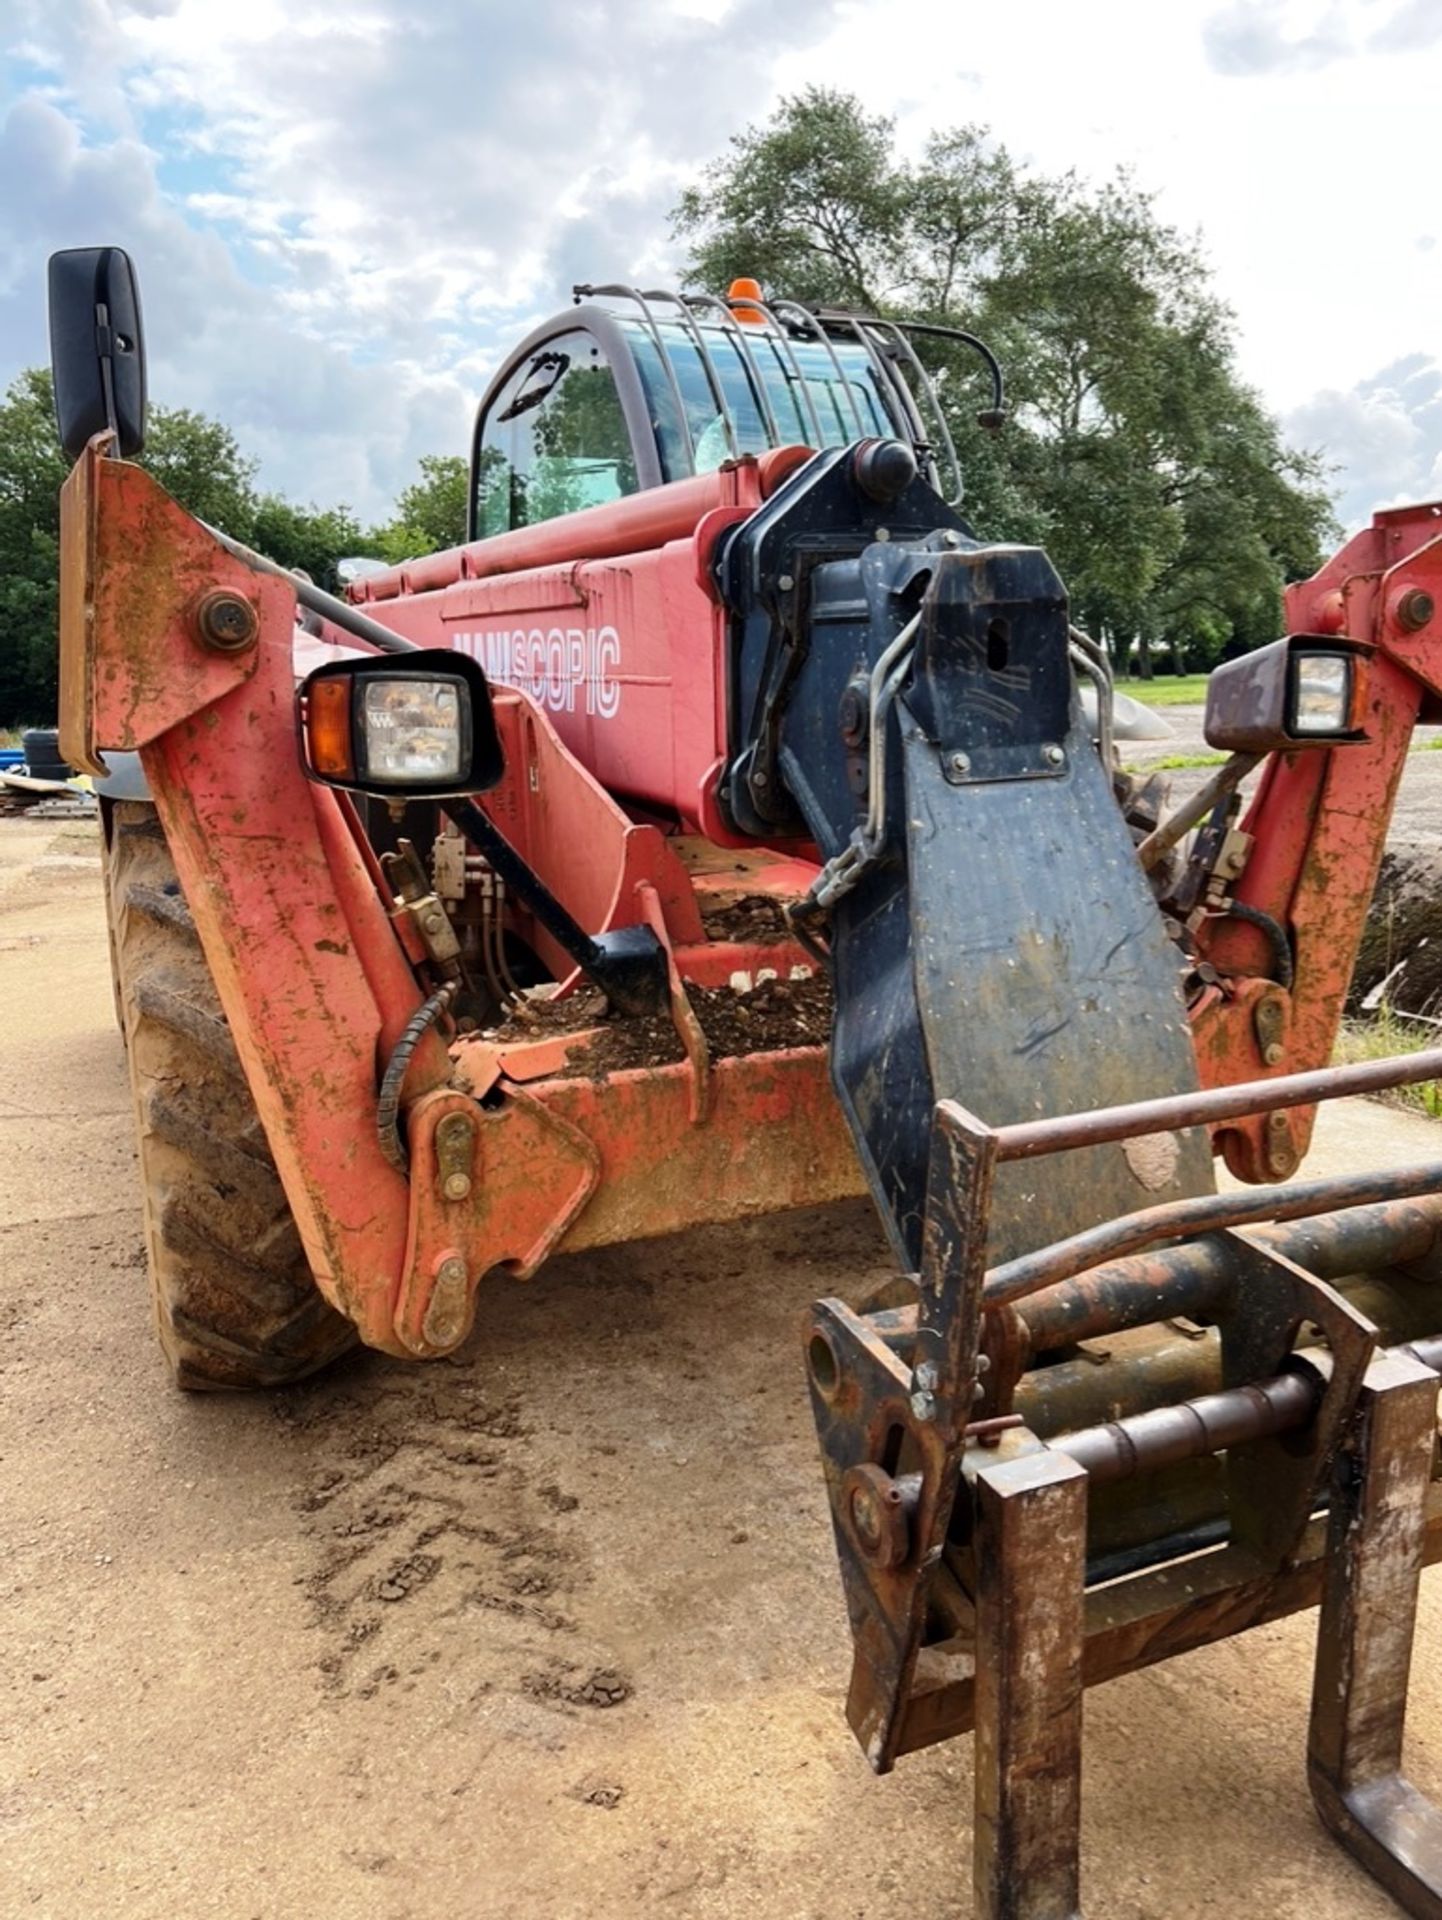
2, 0, 1439, 526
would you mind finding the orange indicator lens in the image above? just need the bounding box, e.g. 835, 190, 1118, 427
307, 673, 355, 778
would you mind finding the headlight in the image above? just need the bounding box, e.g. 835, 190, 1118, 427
1289, 652, 1353, 736
298, 651, 503, 797
361, 678, 465, 784
1204, 635, 1368, 754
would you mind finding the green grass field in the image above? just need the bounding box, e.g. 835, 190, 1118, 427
1120, 674, 1212, 707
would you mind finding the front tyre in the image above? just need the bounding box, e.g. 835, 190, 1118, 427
107, 802, 357, 1389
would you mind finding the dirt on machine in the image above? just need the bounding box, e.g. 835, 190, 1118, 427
43, 244, 1442, 1916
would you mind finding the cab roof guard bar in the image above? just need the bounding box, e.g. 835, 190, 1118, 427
575, 281, 955, 497
811, 309, 1012, 507
765, 295, 873, 443
669, 291, 784, 448
580, 280, 825, 464
676, 287, 829, 453
573, 282, 699, 474
635, 288, 740, 462
792, 303, 964, 507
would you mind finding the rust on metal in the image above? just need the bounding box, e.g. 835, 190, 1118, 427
971, 1447, 1087, 1920
1051, 1368, 1318, 1487
193, 587, 260, 653
1309, 1352, 1442, 1916
842, 1463, 917, 1571
1011, 1194, 1442, 1365
59, 440, 265, 775
899, 1489, 1442, 1761
985, 1160, 1442, 1307
393, 1086, 599, 1357
992, 1045, 1442, 1163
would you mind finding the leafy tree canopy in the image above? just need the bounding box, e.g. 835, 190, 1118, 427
0, 369, 413, 725
675, 88, 1337, 673
370, 454, 469, 563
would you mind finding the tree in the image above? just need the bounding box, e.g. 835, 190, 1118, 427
0, 369, 69, 726
674, 90, 1337, 672
0, 369, 389, 724
250, 494, 371, 585
369, 454, 469, 561
676, 90, 907, 308
0, 370, 267, 724
142, 408, 259, 537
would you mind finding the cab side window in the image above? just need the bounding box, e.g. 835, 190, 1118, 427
475, 331, 639, 537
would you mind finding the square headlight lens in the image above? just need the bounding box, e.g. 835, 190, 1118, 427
361, 676, 465, 784
1290, 652, 1351, 736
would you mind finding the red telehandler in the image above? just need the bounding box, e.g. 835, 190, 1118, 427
47, 245, 1442, 1915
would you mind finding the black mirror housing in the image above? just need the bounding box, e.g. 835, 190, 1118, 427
298, 650, 504, 798
47, 247, 147, 460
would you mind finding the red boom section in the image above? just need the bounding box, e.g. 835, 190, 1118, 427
1192, 502, 1442, 1180
58, 441, 858, 1362
343, 449, 811, 836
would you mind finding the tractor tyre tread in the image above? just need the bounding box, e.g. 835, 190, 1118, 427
108, 800, 356, 1390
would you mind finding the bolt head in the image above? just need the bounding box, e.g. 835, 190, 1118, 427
910, 1388, 936, 1422
422, 1255, 470, 1350
194, 589, 259, 653
948, 751, 971, 778
839, 684, 868, 747
913, 1360, 939, 1393
1042, 743, 1065, 768
777, 573, 796, 592
1398, 587, 1435, 634
443, 1171, 472, 1202
1264, 1042, 1285, 1067
842, 1463, 910, 1569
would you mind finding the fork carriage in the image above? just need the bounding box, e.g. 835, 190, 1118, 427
808, 1064, 1442, 1919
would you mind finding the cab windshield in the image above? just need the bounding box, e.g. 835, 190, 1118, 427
619, 319, 897, 480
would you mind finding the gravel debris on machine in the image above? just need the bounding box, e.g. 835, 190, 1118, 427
484, 965, 834, 1077
697, 891, 794, 944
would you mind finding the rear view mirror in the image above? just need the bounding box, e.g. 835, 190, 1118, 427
47, 247, 147, 460
298, 651, 504, 798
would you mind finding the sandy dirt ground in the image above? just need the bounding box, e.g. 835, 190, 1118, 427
3, 811, 1441, 1920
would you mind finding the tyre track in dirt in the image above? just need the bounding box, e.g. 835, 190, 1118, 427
279, 1370, 613, 1707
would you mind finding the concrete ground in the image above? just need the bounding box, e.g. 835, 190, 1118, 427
2, 811, 1441, 1920
1126, 700, 1442, 846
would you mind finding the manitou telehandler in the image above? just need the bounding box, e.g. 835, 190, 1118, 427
47, 245, 1442, 1916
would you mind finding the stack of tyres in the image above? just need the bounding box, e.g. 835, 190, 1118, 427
22, 728, 73, 781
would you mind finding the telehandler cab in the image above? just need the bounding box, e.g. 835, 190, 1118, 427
48, 245, 1442, 1916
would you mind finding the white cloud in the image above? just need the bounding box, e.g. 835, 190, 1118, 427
3, 0, 1441, 533
1287, 355, 1442, 529
1, 0, 839, 513
1202, 0, 1351, 74
0, 94, 476, 514
1201, 0, 1442, 71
